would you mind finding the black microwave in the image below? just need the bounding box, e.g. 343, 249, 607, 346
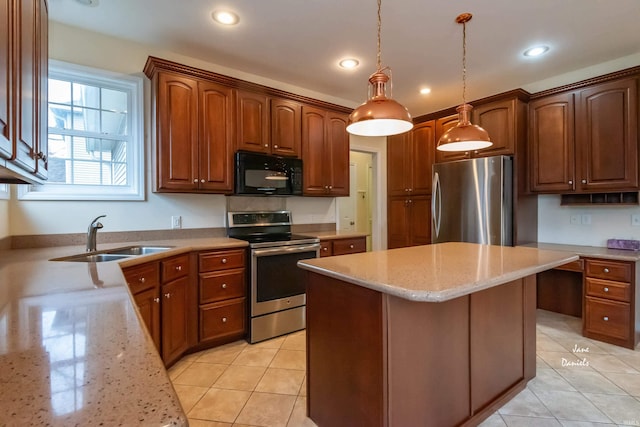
234, 151, 303, 195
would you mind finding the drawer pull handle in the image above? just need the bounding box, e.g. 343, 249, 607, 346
222, 317, 227, 323
603, 268, 609, 273
349, 244, 354, 249
164, 293, 171, 299
323, 247, 328, 251
221, 258, 227, 264
604, 287, 609, 292
222, 283, 227, 289
139, 277, 145, 283
175, 265, 182, 271
603, 316, 609, 321
153, 298, 160, 303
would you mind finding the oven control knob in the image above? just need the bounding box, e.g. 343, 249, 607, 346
222, 317, 227, 323
221, 258, 227, 264
222, 283, 227, 289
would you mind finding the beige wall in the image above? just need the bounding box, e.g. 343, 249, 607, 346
9, 22, 345, 236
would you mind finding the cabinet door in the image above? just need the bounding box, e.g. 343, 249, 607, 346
133, 286, 161, 351
271, 98, 301, 157
387, 132, 410, 197
409, 195, 431, 246
387, 196, 410, 249
576, 78, 638, 191
435, 114, 469, 163
13, 0, 39, 173
161, 275, 190, 366
0, 0, 11, 159
34, 0, 47, 179
411, 121, 435, 194
302, 105, 328, 195
326, 112, 350, 196
236, 90, 269, 154
198, 81, 234, 192
156, 73, 199, 191
471, 99, 516, 158
529, 93, 576, 192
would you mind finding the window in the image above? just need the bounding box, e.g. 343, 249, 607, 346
19, 60, 144, 200
0, 184, 8, 200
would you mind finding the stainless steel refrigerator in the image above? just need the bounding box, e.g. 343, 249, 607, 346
432, 155, 513, 246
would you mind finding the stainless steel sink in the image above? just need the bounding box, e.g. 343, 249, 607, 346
50, 245, 173, 262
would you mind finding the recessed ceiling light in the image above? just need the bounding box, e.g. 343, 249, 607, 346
74, 0, 99, 6
420, 87, 432, 95
339, 58, 360, 69
212, 10, 239, 25
523, 45, 549, 57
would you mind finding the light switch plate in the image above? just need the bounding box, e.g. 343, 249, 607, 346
581, 214, 591, 225
171, 215, 182, 229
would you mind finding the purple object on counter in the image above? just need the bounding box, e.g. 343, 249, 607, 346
607, 239, 640, 251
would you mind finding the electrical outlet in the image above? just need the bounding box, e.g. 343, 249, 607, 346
632, 214, 640, 226
570, 215, 580, 225
581, 214, 591, 225
171, 215, 182, 229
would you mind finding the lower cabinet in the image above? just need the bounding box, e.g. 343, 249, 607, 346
387, 195, 431, 249
125, 263, 161, 350
319, 236, 367, 257
198, 248, 247, 345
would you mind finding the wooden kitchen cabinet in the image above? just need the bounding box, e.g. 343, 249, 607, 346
160, 253, 192, 366
198, 248, 247, 345
319, 236, 367, 257
148, 70, 234, 193
583, 258, 639, 349
530, 77, 638, 194
387, 121, 434, 197
236, 90, 270, 154
122, 262, 161, 351
270, 98, 301, 157
301, 105, 349, 196
0, 0, 48, 183
387, 195, 431, 249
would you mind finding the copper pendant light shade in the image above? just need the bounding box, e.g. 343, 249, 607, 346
437, 13, 492, 152
347, 0, 413, 137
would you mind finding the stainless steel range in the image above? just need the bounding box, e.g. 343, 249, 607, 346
227, 211, 320, 343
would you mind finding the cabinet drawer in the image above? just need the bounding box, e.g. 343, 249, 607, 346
319, 241, 333, 257
585, 277, 631, 302
585, 259, 632, 282
199, 249, 245, 272
332, 237, 366, 256
122, 262, 160, 294
161, 254, 190, 283
200, 299, 246, 342
585, 297, 630, 340
555, 259, 584, 272
200, 268, 245, 304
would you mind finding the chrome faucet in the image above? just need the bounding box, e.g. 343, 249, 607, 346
86, 215, 106, 252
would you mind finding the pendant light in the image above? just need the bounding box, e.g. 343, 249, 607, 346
437, 13, 492, 152
346, 0, 413, 137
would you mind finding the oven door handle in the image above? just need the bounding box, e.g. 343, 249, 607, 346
252, 243, 320, 257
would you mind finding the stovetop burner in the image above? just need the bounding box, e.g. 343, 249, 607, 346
227, 211, 320, 248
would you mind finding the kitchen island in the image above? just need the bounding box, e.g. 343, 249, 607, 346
298, 242, 578, 427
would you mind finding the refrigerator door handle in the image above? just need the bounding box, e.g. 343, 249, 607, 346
432, 172, 441, 238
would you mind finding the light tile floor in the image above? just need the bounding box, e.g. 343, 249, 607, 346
168, 310, 640, 427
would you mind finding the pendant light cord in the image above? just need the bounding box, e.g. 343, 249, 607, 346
462, 20, 467, 105
376, 0, 382, 71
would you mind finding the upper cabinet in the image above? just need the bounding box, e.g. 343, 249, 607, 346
0, 0, 48, 184
236, 90, 270, 154
270, 98, 302, 157
529, 77, 638, 193
301, 105, 349, 196
387, 121, 434, 197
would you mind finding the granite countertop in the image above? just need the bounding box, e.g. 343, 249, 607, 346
298, 242, 578, 302
0, 237, 248, 426
310, 230, 368, 240
524, 242, 640, 262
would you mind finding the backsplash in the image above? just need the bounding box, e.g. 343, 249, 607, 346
538, 194, 640, 247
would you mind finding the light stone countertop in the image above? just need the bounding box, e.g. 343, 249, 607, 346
309, 230, 368, 240
298, 242, 578, 302
0, 237, 248, 426
523, 242, 640, 262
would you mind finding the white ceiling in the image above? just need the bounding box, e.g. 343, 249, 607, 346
48, 0, 640, 117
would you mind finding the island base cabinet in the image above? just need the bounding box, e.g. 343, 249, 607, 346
305, 272, 536, 427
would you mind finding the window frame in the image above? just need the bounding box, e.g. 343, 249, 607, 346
18, 60, 145, 201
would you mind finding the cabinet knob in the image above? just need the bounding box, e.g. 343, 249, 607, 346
273, 144, 278, 149
349, 244, 354, 249
604, 287, 609, 292
603, 268, 610, 273
36, 151, 47, 161
405, 188, 409, 192
193, 179, 198, 183
221, 258, 227, 264
582, 179, 587, 184
264, 144, 269, 147
153, 297, 160, 303
222, 317, 227, 323
201, 179, 205, 183
139, 277, 145, 283
164, 293, 171, 299
603, 316, 609, 321
408, 199, 413, 204
221, 283, 227, 289
568, 180, 573, 185
175, 265, 182, 271
328, 185, 333, 190
323, 247, 328, 251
